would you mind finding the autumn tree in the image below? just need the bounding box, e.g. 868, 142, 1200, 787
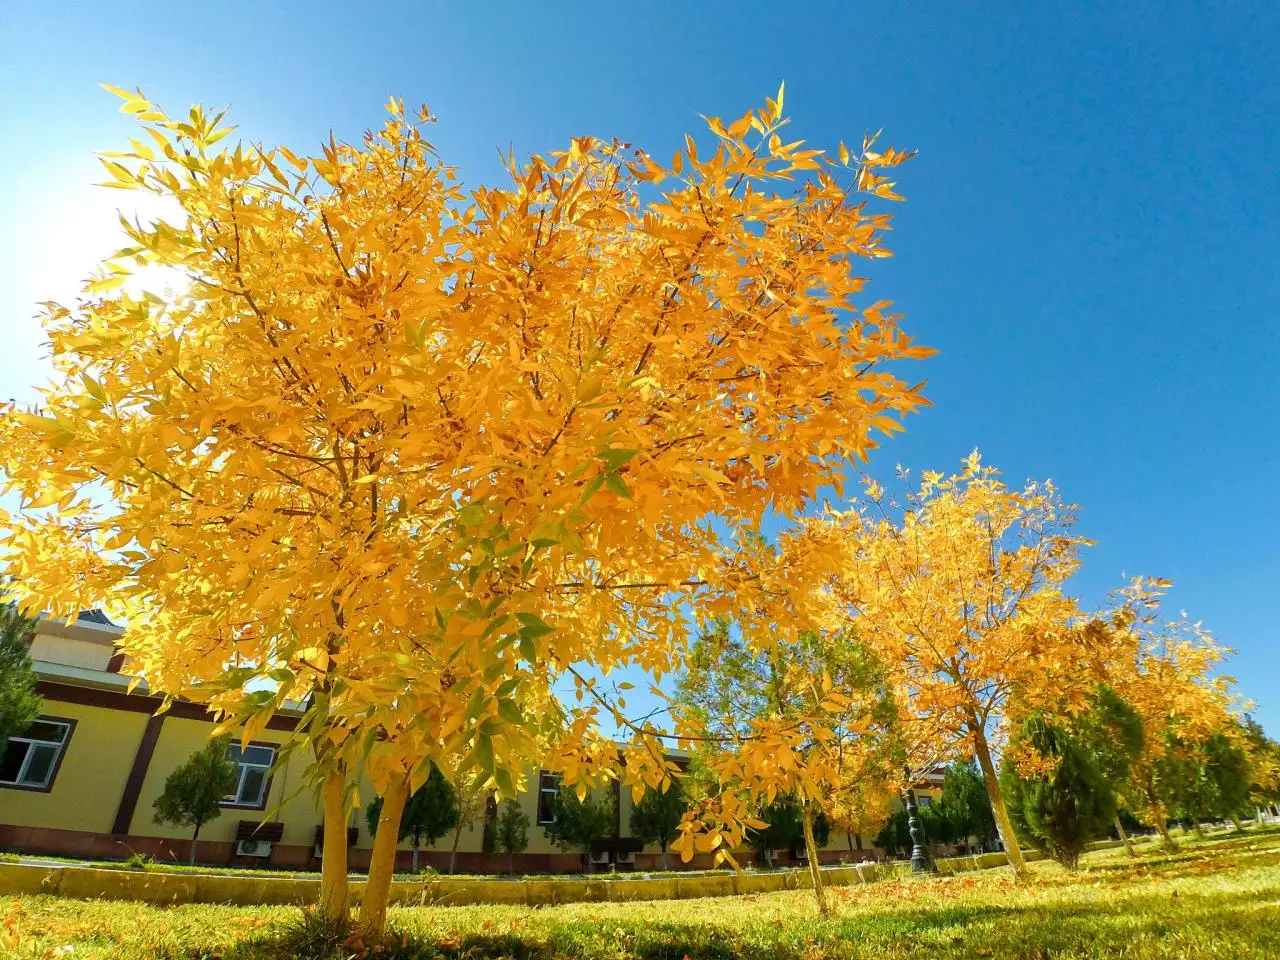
1242, 715, 1280, 815
0, 86, 929, 936
1089, 578, 1238, 852
628, 776, 687, 870
675, 610, 899, 914
815, 455, 1091, 878
152, 738, 238, 865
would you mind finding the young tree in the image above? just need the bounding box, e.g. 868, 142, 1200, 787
446, 772, 489, 875
495, 799, 530, 874
1241, 715, 1280, 816
629, 777, 687, 870
1001, 713, 1117, 870
0, 598, 39, 746
1092, 579, 1237, 852
152, 738, 238, 864
0, 88, 930, 937
365, 763, 459, 874
675, 613, 899, 913
543, 789, 616, 874
823, 455, 1092, 878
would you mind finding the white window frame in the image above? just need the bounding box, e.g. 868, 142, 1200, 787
223, 742, 276, 808
537, 770, 561, 825
1, 717, 74, 790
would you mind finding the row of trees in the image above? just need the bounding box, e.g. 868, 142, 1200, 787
1, 84, 1275, 937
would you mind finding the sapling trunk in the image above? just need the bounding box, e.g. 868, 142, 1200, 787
360, 773, 409, 938
801, 803, 830, 917
970, 715, 1028, 879
1114, 815, 1135, 857
190, 823, 200, 866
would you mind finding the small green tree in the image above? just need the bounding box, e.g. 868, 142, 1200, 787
153, 738, 238, 864
1201, 730, 1253, 830
1076, 686, 1145, 855
543, 789, 616, 874
495, 799, 530, 874
629, 778, 687, 870
447, 773, 488, 875
748, 797, 830, 867
1001, 715, 1116, 870
936, 760, 998, 850
0, 599, 40, 746
366, 764, 459, 874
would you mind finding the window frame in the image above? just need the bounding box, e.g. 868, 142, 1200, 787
220, 740, 277, 811
536, 770, 561, 825
0, 716, 77, 793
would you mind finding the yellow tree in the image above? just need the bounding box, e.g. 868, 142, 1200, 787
818, 454, 1091, 878
1088, 578, 1237, 850
0, 86, 931, 934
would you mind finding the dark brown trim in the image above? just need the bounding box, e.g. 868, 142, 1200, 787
111, 714, 165, 834
0, 715, 78, 794
105, 652, 127, 674
35, 681, 299, 730
219, 740, 278, 812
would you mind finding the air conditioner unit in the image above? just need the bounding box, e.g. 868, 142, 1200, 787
236, 839, 273, 858
589, 850, 611, 866
616, 851, 636, 866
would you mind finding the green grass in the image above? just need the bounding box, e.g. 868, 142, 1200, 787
5, 828, 1279, 959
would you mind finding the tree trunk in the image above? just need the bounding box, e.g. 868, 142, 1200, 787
969, 715, 1028, 879
1114, 815, 1135, 857
1230, 814, 1244, 833
583, 848, 592, 874
801, 803, 830, 917
319, 766, 350, 927
847, 831, 856, 857
660, 846, 669, 871
190, 822, 200, 866
1192, 820, 1205, 839
508, 851, 515, 874
449, 822, 463, 875
360, 773, 409, 939
411, 840, 420, 876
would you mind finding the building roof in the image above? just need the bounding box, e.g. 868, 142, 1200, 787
76, 609, 116, 627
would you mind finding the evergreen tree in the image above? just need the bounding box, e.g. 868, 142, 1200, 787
936, 760, 998, 850
748, 797, 830, 866
0, 598, 39, 746
366, 764, 459, 874
1001, 714, 1117, 870
153, 738, 238, 865
543, 789, 616, 873
629, 778, 687, 870
495, 799, 530, 874
1076, 686, 1145, 855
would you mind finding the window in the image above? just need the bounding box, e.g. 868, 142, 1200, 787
536, 770, 561, 825
917, 795, 932, 808
1, 718, 74, 791
223, 743, 276, 808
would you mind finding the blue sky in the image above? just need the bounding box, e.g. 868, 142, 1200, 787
2, 2, 1277, 732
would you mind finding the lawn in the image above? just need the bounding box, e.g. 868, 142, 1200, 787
4, 829, 1279, 960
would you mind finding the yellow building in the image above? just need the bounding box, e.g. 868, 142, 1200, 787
2, 612, 936, 872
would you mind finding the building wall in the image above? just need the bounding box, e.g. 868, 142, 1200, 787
3, 675, 944, 871
28, 634, 113, 672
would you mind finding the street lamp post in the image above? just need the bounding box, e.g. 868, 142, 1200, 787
903, 775, 930, 873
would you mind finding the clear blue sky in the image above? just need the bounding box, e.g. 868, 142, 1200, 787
2, 2, 1277, 731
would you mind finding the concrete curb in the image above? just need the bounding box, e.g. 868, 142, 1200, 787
0, 848, 1031, 907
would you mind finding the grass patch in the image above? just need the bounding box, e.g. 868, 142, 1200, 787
5, 828, 1279, 959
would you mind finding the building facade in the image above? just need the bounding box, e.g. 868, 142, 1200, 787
2, 613, 936, 872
